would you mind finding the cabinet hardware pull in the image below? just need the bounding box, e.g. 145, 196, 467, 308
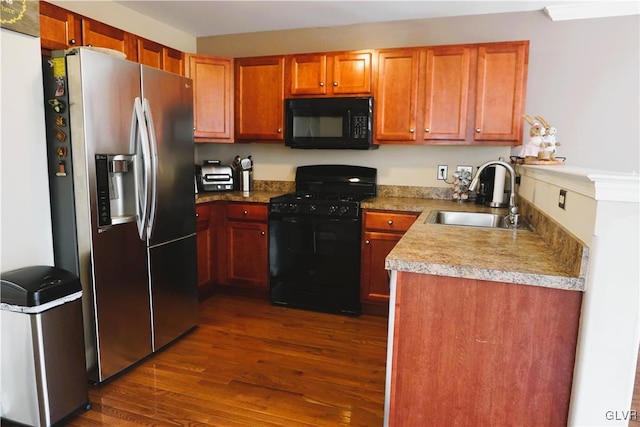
319, 82, 324, 87
261, 231, 265, 236
69, 39, 76, 45
195, 213, 199, 217
388, 220, 393, 225
409, 128, 414, 133
425, 128, 430, 133
243, 210, 248, 215
365, 240, 370, 244
277, 128, 282, 133
476, 128, 482, 133
333, 81, 338, 86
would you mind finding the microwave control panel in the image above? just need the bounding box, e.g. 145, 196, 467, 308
352, 115, 369, 139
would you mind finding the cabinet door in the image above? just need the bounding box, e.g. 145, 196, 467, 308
40, 1, 82, 51
361, 231, 401, 303
227, 220, 268, 288
163, 48, 184, 76
331, 52, 372, 95
82, 18, 136, 60
289, 54, 327, 96
137, 37, 163, 69
474, 41, 528, 144
374, 49, 420, 142
196, 204, 213, 290
187, 55, 234, 142
235, 56, 285, 141
423, 46, 472, 142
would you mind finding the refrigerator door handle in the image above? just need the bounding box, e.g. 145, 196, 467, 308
142, 98, 158, 239
131, 97, 152, 240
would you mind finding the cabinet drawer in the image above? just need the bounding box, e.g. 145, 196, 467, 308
364, 210, 418, 232
227, 203, 268, 221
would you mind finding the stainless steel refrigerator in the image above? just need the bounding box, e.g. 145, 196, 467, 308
42, 47, 198, 383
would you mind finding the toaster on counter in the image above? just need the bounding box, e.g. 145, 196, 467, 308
196, 160, 234, 192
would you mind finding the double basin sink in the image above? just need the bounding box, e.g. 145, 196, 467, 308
425, 210, 532, 231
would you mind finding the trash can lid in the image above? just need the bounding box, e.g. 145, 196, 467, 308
1, 265, 81, 307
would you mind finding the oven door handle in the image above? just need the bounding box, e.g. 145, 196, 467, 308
271, 215, 360, 224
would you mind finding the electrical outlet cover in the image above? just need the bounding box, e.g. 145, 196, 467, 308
456, 165, 473, 175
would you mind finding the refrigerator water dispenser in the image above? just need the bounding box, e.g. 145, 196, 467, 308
95, 154, 136, 227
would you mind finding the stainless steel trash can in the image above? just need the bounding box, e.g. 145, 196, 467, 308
1, 266, 90, 427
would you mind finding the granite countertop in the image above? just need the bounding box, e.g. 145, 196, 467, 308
196, 190, 280, 204
196, 188, 587, 292
362, 197, 587, 292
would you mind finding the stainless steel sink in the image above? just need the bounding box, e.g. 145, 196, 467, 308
425, 210, 532, 231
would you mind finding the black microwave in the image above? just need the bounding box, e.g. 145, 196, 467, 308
284, 97, 377, 149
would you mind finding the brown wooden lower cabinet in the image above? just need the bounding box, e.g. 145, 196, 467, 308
195, 202, 226, 298
360, 210, 419, 315
196, 204, 213, 289
387, 272, 582, 426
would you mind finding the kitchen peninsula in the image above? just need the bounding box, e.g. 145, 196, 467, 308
197, 180, 589, 426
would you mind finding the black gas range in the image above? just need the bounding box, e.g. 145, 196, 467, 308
268, 165, 377, 315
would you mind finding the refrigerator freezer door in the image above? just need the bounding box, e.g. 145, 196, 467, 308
65, 49, 153, 382
141, 66, 196, 245
148, 234, 198, 350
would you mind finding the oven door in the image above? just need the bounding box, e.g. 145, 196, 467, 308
269, 214, 362, 315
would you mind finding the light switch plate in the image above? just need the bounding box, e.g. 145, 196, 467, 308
559, 189, 567, 210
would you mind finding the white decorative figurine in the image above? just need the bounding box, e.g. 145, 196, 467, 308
535, 116, 560, 160
520, 115, 546, 159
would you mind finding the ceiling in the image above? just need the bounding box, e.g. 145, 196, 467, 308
112, 1, 634, 38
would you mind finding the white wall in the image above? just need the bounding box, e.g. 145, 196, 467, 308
0, 29, 53, 271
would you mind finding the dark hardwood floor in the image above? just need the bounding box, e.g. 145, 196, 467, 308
65, 291, 389, 426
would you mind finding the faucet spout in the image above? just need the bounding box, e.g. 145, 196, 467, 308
469, 160, 519, 225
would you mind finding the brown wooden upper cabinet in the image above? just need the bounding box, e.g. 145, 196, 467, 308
375, 41, 528, 146
288, 51, 372, 97
473, 41, 528, 144
374, 48, 421, 142
137, 37, 185, 75
235, 56, 285, 142
186, 55, 234, 142
81, 18, 137, 60
40, 1, 82, 51
40, 2, 185, 75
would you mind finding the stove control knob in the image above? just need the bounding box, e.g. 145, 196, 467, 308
339, 206, 349, 215
309, 204, 317, 212
328, 205, 338, 214
288, 203, 298, 212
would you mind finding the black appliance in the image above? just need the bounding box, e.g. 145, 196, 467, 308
269, 165, 377, 315
284, 97, 377, 149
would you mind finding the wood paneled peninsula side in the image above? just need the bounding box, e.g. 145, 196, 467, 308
371, 195, 588, 426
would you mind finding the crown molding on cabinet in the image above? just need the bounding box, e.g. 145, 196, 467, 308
543, 2, 640, 21
517, 165, 640, 203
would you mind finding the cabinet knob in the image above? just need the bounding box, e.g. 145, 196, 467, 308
365, 240, 370, 244
277, 128, 282, 133
319, 82, 324, 87
425, 128, 430, 133
195, 213, 199, 217
476, 128, 482, 133
261, 231, 265, 236
69, 39, 76, 45
409, 128, 414, 133
243, 210, 248, 215
333, 81, 338, 86
388, 220, 393, 225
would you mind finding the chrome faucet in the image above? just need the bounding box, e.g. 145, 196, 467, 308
469, 160, 519, 226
